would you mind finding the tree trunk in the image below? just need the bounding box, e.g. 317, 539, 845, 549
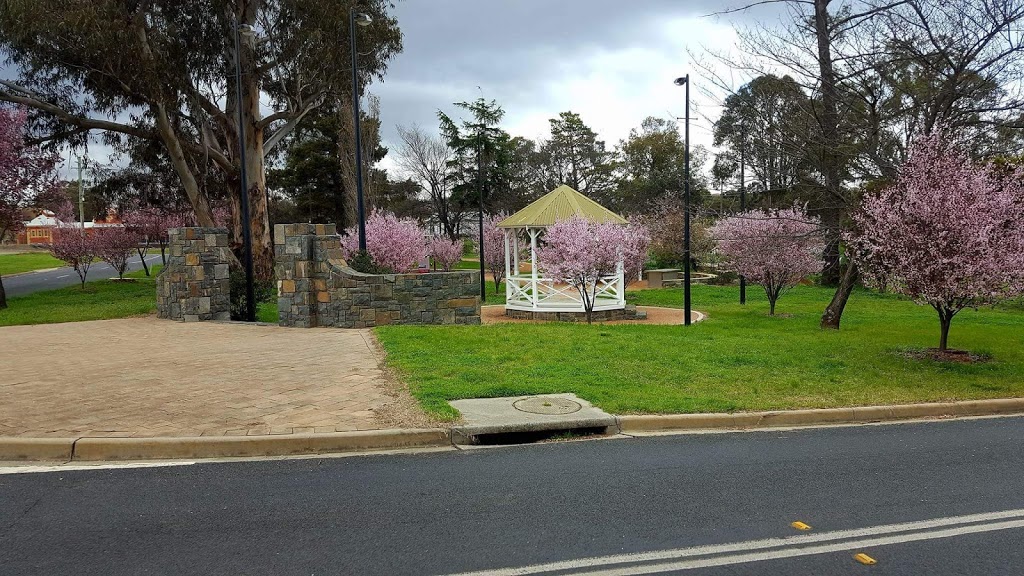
820, 260, 858, 329
226, 25, 274, 280
0, 274, 7, 309
813, 0, 845, 288
137, 247, 150, 276
937, 308, 955, 351
338, 103, 358, 231
769, 298, 776, 316
819, 206, 842, 286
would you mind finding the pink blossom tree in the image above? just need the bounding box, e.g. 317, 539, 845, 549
92, 226, 137, 280
480, 212, 511, 293
122, 207, 175, 276
341, 210, 427, 273
0, 106, 61, 308
711, 206, 825, 316
536, 215, 629, 324
50, 225, 96, 288
429, 235, 463, 272
622, 220, 651, 282
849, 132, 1024, 351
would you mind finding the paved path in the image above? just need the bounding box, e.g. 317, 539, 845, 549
0, 318, 422, 437
2, 253, 163, 297
2, 417, 1023, 575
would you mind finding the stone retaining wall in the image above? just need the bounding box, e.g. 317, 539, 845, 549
274, 223, 481, 328
156, 227, 231, 322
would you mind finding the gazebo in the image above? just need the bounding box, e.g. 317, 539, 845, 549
498, 185, 628, 314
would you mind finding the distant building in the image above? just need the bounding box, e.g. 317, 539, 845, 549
15, 210, 123, 245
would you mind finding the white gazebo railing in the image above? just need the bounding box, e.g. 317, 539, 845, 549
505, 272, 625, 312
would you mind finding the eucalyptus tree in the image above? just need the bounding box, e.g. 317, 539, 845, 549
0, 0, 402, 277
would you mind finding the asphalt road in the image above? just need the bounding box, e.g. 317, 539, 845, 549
1, 253, 163, 297
2, 417, 1024, 575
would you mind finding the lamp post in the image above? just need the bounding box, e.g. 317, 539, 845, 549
234, 20, 256, 322
739, 120, 746, 305
674, 75, 692, 326
350, 9, 372, 252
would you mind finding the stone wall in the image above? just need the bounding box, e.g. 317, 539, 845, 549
156, 227, 231, 322
274, 223, 481, 328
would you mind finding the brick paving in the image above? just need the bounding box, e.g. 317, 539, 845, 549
0, 318, 421, 438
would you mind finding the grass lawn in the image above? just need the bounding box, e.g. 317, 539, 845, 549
375, 284, 1024, 420
257, 301, 279, 323
0, 252, 64, 276
0, 266, 162, 327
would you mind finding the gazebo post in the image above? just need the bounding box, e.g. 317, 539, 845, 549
512, 230, 520, 275
503, 229, 511, 302
616, 258, 625, 307
529, 228, 539, 310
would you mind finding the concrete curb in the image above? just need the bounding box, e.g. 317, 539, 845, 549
2, 266, 63, 278
0, 438, 75, 461
617, 398, 1024, 433
0, 428, 451, 462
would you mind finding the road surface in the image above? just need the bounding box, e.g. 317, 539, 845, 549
1, 253, 163, 297
2, 416, 1023, 575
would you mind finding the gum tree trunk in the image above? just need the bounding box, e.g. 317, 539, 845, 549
820, 260, 858, 329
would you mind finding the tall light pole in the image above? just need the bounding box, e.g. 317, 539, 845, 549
234, 19, 256, 322
674, 75, 692, 326
476, 127, 487, 301
350, 9, 372, 252
739, 120, 747, 305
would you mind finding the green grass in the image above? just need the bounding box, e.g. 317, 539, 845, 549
0, 266, 163, 326
375, 284, 1024, 420
0, 252, 64, 276
257, 301, 279, 323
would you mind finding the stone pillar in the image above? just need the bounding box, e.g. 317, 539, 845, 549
274, 223, 339, 328
156, 227, 231, 322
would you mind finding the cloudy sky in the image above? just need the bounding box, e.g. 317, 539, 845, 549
369, 0, 781, 175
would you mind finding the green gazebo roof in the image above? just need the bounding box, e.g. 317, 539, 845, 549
497, 185, 627, 228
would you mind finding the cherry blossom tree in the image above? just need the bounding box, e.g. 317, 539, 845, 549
122, 207, 176, 276
622, 220, 651, 282
536, 215, 629, 324
50, 225, 96, 288
429, 235, 463, 272
711, 207, 825, 316
92, 226, 136, 280
0, 106, 61, 308
849, 132, 1024, 351
480, 212, 511, 293
341, 210, 427, 273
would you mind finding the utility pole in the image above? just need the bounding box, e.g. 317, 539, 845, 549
73, 156, 87, 236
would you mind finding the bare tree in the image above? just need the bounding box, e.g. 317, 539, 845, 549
394, 124, 463, 240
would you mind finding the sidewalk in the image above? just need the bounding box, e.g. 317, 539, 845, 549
0, 318, 430, 438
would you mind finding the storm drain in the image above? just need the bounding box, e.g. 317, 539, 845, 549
449, 394, 618, 446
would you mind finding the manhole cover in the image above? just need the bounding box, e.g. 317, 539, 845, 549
513, 397, 582, 415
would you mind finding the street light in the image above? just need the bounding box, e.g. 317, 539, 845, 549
350, 10, 372, 252
739, 120, 746, 305
674, 75, 692, 326
234, 20, 257, 322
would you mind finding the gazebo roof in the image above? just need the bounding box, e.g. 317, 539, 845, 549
498, 185, 627, 229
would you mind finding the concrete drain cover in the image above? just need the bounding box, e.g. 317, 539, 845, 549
513, 396, 582, 415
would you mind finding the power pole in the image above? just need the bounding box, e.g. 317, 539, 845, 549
72, 156, 87, 236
